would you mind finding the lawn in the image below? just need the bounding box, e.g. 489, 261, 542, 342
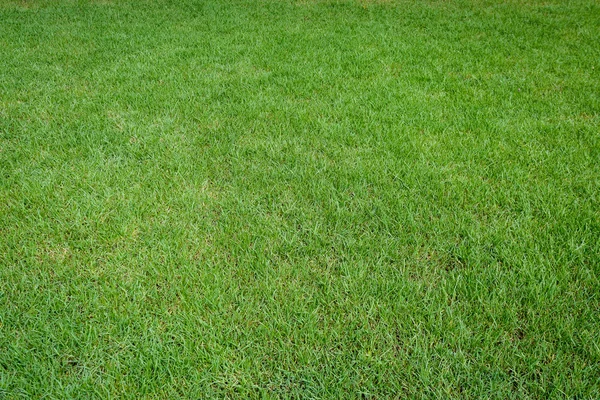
0, 0, 599, 397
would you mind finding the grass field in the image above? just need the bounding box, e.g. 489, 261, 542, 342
1, 0, 599, 397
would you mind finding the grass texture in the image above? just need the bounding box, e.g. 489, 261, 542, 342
0, 0, 599, 397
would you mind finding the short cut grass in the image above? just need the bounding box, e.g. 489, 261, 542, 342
0, 0, 599, 397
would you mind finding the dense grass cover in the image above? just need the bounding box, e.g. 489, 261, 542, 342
1, 0, 599, 397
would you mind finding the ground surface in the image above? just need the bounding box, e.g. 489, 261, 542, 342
0, 0, 599, 397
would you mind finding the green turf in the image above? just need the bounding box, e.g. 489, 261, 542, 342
0, 0, 599, 397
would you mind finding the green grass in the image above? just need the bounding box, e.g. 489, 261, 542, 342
1, 0, 599, 397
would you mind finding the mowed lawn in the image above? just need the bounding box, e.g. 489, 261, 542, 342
1, 0, 599, 397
